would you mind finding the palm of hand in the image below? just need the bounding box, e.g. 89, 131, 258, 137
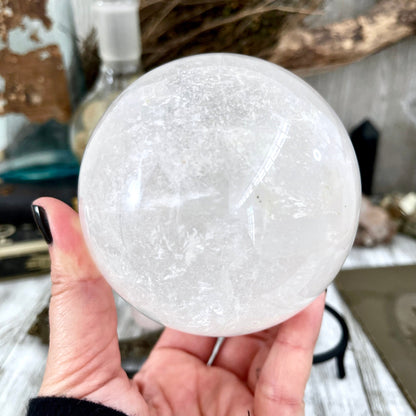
36, 197, 324, 416
135, 344, 255, 415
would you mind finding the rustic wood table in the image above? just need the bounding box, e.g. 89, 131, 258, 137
1, 235, 415, 416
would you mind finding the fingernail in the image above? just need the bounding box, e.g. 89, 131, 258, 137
31, 205, 53, 245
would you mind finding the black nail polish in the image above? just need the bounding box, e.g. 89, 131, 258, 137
31, 205, 53, 245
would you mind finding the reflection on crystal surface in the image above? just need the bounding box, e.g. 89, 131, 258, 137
79, 53, 360, 336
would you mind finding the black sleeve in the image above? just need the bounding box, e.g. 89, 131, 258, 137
27, 397, 129, 416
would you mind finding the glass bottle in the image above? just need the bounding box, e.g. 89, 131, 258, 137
70, 0, 143, 161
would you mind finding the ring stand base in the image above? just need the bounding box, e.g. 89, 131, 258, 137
313, 303, 349, 379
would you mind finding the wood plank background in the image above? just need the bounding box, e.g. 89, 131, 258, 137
303, 0, 416, 194
307, 33, 416, 194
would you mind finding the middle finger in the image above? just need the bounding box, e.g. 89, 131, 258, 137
211, 326, 279, 383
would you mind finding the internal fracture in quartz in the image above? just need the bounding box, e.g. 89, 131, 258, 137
79, 53, 361, 336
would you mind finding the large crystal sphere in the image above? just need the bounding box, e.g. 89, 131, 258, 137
79, 53, 360, 336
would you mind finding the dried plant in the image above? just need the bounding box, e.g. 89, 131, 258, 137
139, 0, 323, 70
80, 0, 323, 85
79, 29, 100, 90
79, 0, 416, 83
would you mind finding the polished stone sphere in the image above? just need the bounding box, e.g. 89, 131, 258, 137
79, 53, 361, 336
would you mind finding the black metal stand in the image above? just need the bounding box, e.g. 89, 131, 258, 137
312, 303, 349, 379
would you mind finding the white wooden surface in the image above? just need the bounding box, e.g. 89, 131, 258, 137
1, 235, 416, 416
306, 235, 416, 416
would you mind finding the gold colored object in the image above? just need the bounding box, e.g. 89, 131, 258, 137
381, 192, 416, 239
71, 91, 128, 161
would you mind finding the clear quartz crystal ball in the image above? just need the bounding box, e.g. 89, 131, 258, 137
79, 53, 361, 336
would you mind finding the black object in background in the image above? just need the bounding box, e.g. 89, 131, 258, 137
0, 176, 78, 225
349, 120, 379, 195
0, 176, 77, 278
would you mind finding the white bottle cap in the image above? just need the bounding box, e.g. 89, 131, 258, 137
92, 0, 141, 64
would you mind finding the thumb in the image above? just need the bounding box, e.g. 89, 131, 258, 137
31, 197, 125, 399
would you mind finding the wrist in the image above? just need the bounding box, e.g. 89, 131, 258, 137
27, 396, 129, 416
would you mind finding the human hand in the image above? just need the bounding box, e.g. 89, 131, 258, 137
32, 197, 325, 416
